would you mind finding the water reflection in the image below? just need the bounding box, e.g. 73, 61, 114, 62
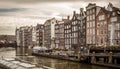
0, 49, 112, 69
31, 56, 112, 69
0, 49, 15, 58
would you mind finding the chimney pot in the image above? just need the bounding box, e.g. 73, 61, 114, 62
73, 11, 76, 14
80, 8, 84, 12
67, 16, 70, 20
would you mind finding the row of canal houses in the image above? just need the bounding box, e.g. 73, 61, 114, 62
16, 3, 120, 56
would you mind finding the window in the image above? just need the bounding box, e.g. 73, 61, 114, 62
101, 38, 103, 44
116, 23, 119, 30
93, 36, 95, 44
88, 37, 91, 44
93, 14, 95, 19
112, 12, 115, 16
87, 22, 89, 28
87, 16, 89, 21
52, 22, 54, 24
90, 22, 92, 27
93, 9, 95, 13
90, 10, 92, 14
72, 27, 74, 31
93, 29, 95, 34
74, 39, 76, 44
90, 29, 92, 34
91, 15, 93, 20
87, 38, 89, 44
91, 22, 93, 27
97, 30, 99, 35
104, 21, 107, 24
118, 33, 120, 38
93, 21, 95, 27
99, 15, 105, 20
41, 26, 43, 28
87, 11, 89, 15
90, 15, 92, 20
104, 31, 107, 34
72, 22, 74, 25
101, 30, 103, 34
87, 29, 89, 34
74, 26, 76, 31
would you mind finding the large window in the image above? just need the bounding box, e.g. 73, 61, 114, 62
99, 15, 105, 20
90, 22, 92, 27
93, 21, 95, 27
116, 23, 119, 30
111, 17, 117, 22
93, 9, 95, 13
93, 29, 95, 34
87, 29, 89, 34
97, 30, 99, 35
93, 14, 95, 19
90, 15, 92, 20
90, 29, 92, 34
93, 36, 95, 44
118, 33, 120, 38
87, 11, 89, 15
87, 16, 89, 21
74, 26, 76, 31
87, 22, 89, 28
90, 10, 92, 14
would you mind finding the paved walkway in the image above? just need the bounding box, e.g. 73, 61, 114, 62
0, 58, 54, 69
93, 62, 120, 69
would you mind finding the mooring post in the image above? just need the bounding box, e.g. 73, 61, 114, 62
108, 52, 112, 64
78, 52, 81, 60
91, 52, 96, 64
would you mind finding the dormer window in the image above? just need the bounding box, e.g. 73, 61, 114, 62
112, 12, 115, 16
52, 22, 54, 24
111, 17, 117, 22
118, 11, 120, 14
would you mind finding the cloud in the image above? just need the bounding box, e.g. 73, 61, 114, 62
0, 0, 94, 3
0, 8, 25, 12
0, 0, 119, 4
0, 0, 120, 35
0, 26, 15, 35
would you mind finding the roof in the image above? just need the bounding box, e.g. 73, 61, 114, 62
107, 2, 120, 15
101, 8, 111, 14
112, 7, 120, 15
71, 11, 86, 20
86, 3, 96, 8
62, 19, 70, 23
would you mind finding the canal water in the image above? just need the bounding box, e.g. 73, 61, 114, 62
0, 49, 113, 69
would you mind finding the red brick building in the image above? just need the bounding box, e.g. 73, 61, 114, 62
96, 8, 110, 46
64, 18, 71, 50
55, 16, 70, 49
86, 3, 101, 46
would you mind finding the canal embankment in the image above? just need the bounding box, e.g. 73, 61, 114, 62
0, 47, 15, 52
32, 53, 80, 63
32, 52, 120, 69
93, 63, 120, 69
0, 48, 113, 69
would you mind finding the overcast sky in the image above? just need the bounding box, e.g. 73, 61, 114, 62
0, 0, 120, 35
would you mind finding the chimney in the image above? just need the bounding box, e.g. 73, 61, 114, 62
80, 8, 83, 12
67, 16, 70, 20
73, 11, 76, 14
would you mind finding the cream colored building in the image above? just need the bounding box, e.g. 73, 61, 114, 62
44, 18, 57, 49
